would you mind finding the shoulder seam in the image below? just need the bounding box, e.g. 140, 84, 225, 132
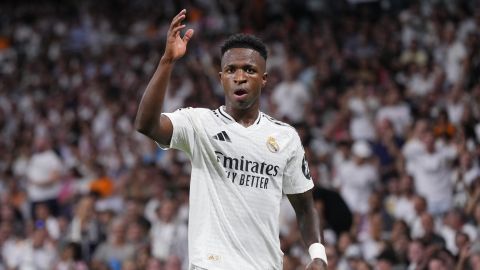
262, 114, 293, 129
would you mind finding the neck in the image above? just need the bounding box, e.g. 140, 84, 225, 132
224, 103, 260, 128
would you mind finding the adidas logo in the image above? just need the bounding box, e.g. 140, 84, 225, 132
213, 131, 231, 142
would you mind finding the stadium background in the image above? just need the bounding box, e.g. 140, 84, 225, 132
1, 0, 480, 269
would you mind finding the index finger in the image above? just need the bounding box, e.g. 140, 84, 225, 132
170, 9, 187, 27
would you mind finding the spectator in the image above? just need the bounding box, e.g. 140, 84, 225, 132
391, 174, 417, 225
439, 208, 476, 255
375, 86, 412, 138
271, 56, 311, 124
92, 218, 135, 268
8, 223, 58, 269
54, 242, 88, 270
440, 23, 467, 86
33, 202, 60, 240
26, 136, 64, 219
371, 119, 403, 180
409, 130, 457, 215
407, 239, 426, 270
150, 198, 187, 263
418, 213, 446, 248
335, 140, 379, 215
67, 194, 100, 261
402, 118, 428, 175
345, 82, 377, 141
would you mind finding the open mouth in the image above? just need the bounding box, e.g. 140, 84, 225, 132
234, 89, 248, 97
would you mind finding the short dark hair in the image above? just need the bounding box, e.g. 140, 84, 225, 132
221, 33, 267, 60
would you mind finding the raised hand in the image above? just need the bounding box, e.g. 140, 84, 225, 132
163, 9, 194, 63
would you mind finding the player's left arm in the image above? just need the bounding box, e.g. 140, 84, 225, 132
287, 190, 327, 270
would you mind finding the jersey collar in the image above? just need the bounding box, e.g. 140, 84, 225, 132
217, 106, 263, 126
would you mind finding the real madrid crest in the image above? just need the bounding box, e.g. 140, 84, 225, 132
266, 136, 279, 153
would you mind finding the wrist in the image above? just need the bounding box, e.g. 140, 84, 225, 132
308, 243, 328, 265
160, 56, 176, 65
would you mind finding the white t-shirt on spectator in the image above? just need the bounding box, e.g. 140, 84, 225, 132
407, 72, 434, 97
446, 101, 464, 125
161, 106, 314, 270
409, 148, 457, 214
8, 240, 57, 270
402, 138, 425, 175
393, 196, 416, 225
164, 79, 193, 113
26, 150, 63, 202
376, 103, 412, 136
272, 81, 310, 123
348, 97, 376, 141
335, 160, 378, 214
445, 42, 467, 85
150, 220, 188, 260
440, 223, 477, 255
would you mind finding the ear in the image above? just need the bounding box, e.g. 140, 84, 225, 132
262, 72, 268, 88
218, 71, 222, 81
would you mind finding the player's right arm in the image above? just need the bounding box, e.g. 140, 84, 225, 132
135, 9, 194, 145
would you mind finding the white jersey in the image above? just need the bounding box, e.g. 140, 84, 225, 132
162, 106, 314, 270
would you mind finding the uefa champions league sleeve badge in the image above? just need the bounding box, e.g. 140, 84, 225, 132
266, 136, 279, 153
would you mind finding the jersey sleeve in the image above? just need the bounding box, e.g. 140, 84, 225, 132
282, 133, 314, 194
160, 108, 196, 157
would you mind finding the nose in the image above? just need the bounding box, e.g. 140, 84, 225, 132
233, 70, 247, 84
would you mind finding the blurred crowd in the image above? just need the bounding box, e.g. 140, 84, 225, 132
1, 0, 480, 269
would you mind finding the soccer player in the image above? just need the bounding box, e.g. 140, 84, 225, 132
135, 9, 327, 270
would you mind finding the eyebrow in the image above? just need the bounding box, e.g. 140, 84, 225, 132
223, 63, 257, 69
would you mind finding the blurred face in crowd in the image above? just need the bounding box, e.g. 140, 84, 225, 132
444, 210, 463, 230
408, 240, 424, 264
157, 199, 177, 223
165, 255, 181, 270
76, 196, 95, 220
413, 196, 427, 214
325, 245, 339, 269
428, 258, 448, 270
460, 152, 473, 169
125, 200, 142, 220
455, 232, 469, 252
146, 258, 162, 270
474, 203, 480, 223
0, 222, 12, 243
386, 177, 400, 196
220, 48, 267, 111
399, 174, 413, 195
0, 204, 15, 222
283, 255, 301, 270
356, 260, 372, 270
34, 203, 50, 220
376, 259, 392, 270
126, 222, 144, 243
421, 213, 435, 234
34, 136, 51, 152
122, 260, 137, 270
422, 131, 436, 152
368, 192, 382, 213
369, 214, 383, 240
413, 119, 428, 139
391, 220, 408, 241
32, 227, 48, 248
109, 220, 127, 244
337, 232, 353, 254
385, 89, 400, 105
